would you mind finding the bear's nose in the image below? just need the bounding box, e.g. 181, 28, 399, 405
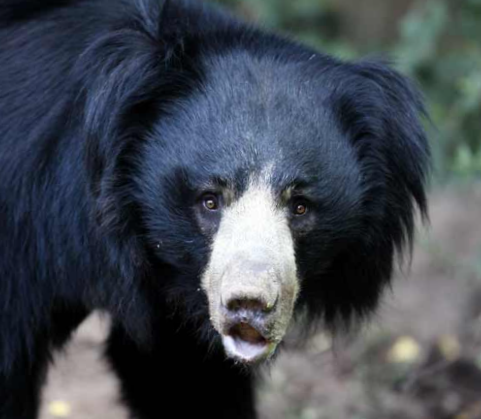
219, 260, 280, 319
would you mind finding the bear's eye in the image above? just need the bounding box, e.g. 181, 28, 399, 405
203, 194, 221, 211
293, 201, 308, 216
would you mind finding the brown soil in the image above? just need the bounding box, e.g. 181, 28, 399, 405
40, 185, 481, 419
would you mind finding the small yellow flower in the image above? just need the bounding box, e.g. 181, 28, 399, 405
387, 336, 421, 363
48, 400, 72, 418
438, 334, 461, 361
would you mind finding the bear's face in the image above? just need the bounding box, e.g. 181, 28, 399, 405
131, 50, 428, 364
133, 54, 370, 363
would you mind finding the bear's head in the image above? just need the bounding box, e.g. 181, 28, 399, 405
82, 26, 429, 364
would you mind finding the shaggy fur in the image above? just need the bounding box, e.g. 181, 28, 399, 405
0, 0, 429, 418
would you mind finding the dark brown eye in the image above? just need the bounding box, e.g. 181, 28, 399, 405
203, 195, 220, 211
293, 202, 308, 216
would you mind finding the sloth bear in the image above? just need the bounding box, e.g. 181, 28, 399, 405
0, 0, 429, 418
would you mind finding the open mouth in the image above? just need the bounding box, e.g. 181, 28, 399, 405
222, 322, 276, 363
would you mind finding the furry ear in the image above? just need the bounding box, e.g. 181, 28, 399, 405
337, 60, 430, 235
346, 60, 430, 216
71, 0, 198, 340
302, 60, 430, 326
76, 31, 161, 245
75, 0, 201, 235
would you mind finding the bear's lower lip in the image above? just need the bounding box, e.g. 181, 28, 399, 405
221, 323, 276, 363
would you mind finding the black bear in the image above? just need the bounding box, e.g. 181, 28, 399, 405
0, 0, 429, 418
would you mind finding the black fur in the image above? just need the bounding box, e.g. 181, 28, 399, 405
0, 0, 429, 418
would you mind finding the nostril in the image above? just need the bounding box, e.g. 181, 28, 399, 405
226, 298, 274, 314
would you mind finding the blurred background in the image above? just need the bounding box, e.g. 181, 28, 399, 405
40, 1, 481, 418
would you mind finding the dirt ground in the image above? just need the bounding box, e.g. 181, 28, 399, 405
40, 185, 481, 419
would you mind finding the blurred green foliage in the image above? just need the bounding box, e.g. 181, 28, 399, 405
396, 0, 481, 180
216, 0, 481, 181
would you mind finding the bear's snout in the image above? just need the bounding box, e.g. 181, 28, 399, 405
209, 261, 293, 363
220, 262, 280, 318
200, 181, 301, 363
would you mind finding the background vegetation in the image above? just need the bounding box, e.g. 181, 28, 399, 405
217, 0, 481, 181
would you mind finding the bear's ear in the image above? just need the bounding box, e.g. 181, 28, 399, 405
71, 1, 205, 338
75, 0, 200, 235
302, 61, 430, 327
339, 60, 430, 235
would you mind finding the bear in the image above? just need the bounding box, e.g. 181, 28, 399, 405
0, 0, 430, 418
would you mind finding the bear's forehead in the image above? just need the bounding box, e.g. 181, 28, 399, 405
155, 54, 347, 159
199, 52, 328, 119
146, 50, 362, 206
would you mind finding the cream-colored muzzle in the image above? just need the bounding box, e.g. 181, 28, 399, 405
201, 182, 299, 363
